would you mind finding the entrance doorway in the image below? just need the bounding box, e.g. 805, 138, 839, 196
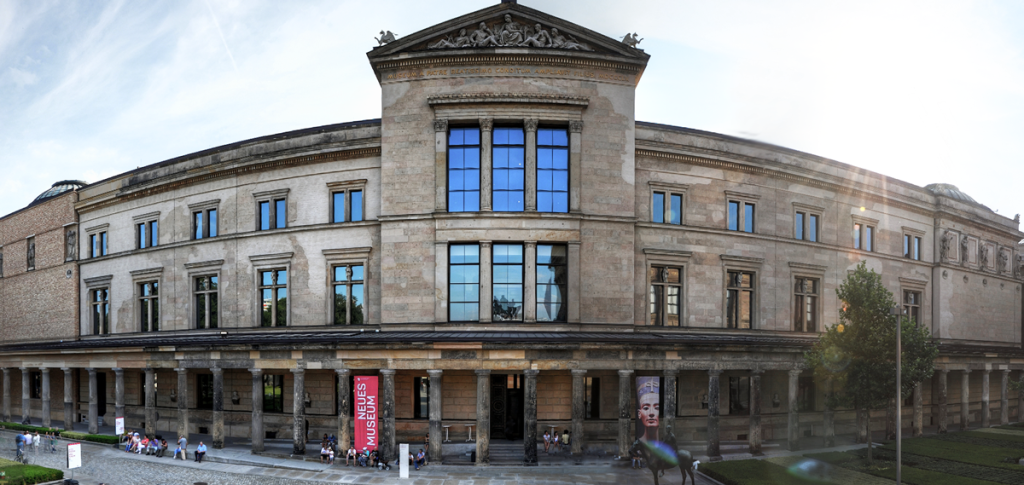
490, 374, 524, 440
97, 372, 107, 418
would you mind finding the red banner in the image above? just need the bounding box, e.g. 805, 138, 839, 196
354, 376, 379, 452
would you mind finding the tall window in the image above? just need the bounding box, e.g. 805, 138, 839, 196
332, 264, 365, 325
726, 271, 754, 329
537, 244, 567, 322
585, 377, 600, 419
263, 374, 284, 413
195, 276, 218, 329
332, 190, 364, 223
649, 266, 682, 326
413, 377, 429, 419
903, 290, 921, 324
652, 192, 682, 225
492, 244, 523, 322
258, 199, 287, 231
91, 288, 110, 335
795, 211, 819, 242
854, 223, 874, 251
492, 127, 525, 212
797, 376, 815, 412
794, 277, 818, 332
728, 376, 750, 415
138, 281, 159, 332
448, 244, 480, 322
448, 128, 480, 212
904, 234, 921, 260
193, 209, 217, 239
197, 374, 214, 410
537, 128, 568, 213
137, 220, 158, 249
90, 232, 108, 258
259, 269, 288, 327
728, 201, 755, 233
30, 372, 41, 399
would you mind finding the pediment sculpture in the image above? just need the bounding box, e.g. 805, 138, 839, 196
428, 14, 592, 51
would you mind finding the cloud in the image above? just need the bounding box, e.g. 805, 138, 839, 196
5, 67, 38, 87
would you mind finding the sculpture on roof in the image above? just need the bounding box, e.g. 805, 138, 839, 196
427, 15, 592, 51
376, 30, 397, 46
621, 32, 643, 48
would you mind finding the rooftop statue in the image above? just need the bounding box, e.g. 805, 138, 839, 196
427, 15, 592, 51
621, 32, 643, 48
376, 30, 397, 46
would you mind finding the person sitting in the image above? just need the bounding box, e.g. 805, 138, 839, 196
195, 442, 207, 463
415, 449, 426, 470
138, 436, 149, 454
173, 444, 184, 460
358, 447, 369, 466
346, 446, 357, 466
328, 447, 335, 465
561, 429, 570, 451
320, 444, 330, 464
371, 449, 380, 468
146, 438, 159, 455
551, 432, 559, 452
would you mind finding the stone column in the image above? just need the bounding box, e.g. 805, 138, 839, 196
617, 370, 633, 457
87, 368, 98, 434
568, 120, 583, 213
787, 369, 800, 451
144, 368, 156, 437
749, 370, 764, 455
20, 367, 30, 424
380, 369, 396, 462
982, 369, 991, 428
2, 368, 10, 423
479, 242, 492, 323
113, 368, 124, 421
524, 119, 538, 212
62, 368, 74, 431
1001, 369, 1010, 425
662, 370, 677, 439
427, 370, 443, 463
524, 241, 537, 323
961, 369, 971, 431
434, 241, 448, 323
250, 369, 264, 453
433, 118, 448, 212
175, 368, 189, 441
571, 369, 586, 456
823, 378, 835, 448
707, 369, 722, 460
475, 369, 491, 466
480, 118, 493, 212
524, 369, 539, 465
291, 368, 305, 455
912, 383, 923, 437
336, 369, 350, 450
937, 369, 948, 433
211, 368, 224, 449
567, 241, 581, 323
40, 368, 51, 428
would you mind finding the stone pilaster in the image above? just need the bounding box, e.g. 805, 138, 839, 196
40, 368, 51, 428
1001, 369, 1010, 425
568, 120, 582, 213
479, 242, 492, 323
823, 378, 834, 448
787, 369, 800, 451
2, 368, 10, 423
176, 368, 189, 441
707, 369, 722, 460
524, 242, 537, 323
211, 367, 224, 449
380, 369, 396, 462
750, 370, 764, 455
87, 368, 98, 434
433, 118, 448, 212
475, 369, 491, 466
113, 368, 124, 421
982, 369, 991, 428
961, 369, 971, 431
571, 369, 586, 456
336, 369, 350, 450
661, 370, 677, 441
567, 241, 581, 323
524, 119, 538, 212
937, 369, 948, 433
912, 383, 923, 437
524, 369, 539, 464
617, 369, 633, 457
62, 368, 74, 431
291, 368, 306, 455
144, 368, 156, 437
250, 369, 264, 453
427, 369, 443, 463
480, 118, 493, 212
20, 367, 30, 424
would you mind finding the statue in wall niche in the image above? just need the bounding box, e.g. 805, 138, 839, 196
980, 244, 990, 269
621, 32, 643, 48
772, 393, 781, 408
999, 250, 1009, 273
699, 392, 708, 409
66, 229, 77, 261
0, 251, 4, 278
304, 391, 312, 408
26, 239, 35, 269
940, 231, 953, 261
231, 390, 240, 405
170, 389, 177, 403
960, 235, 970, 265
375, 30, 396, 46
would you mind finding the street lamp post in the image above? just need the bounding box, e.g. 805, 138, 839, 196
890, 305, 903, 485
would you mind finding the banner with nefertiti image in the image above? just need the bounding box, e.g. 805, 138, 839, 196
635, 376, 660, 442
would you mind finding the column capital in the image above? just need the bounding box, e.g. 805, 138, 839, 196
433, 118, 449, 133
174, 368, 187, 374
788, 369, 803, 377
1003, 368, 1012, 375
524, 119, 539, 132
249, 368, 263, 376
661, 369, 677, 377
60, 367, 70, 373
569, 120, 584, 133
479, 118, 493, 132
750, 369, 765, 376
1, 368, 9, 374
983, 368, 992, 374
938, 368, 949, 376
379, 369, 396, 376
708, 369, 723, 377
525, 240, 537, 248
291, 368, 306, 375
335, 368, 351, 376
86, 367, 96, 374
479, 240, 493, 248
963, 369, 973, 374
427, 369, 443, 377
475, 369, 492, 377
523, 369, 539, 377
211, 367, 224, 375
18, 367, 27, 372
39, 367, 48, 372
617, 369, 634, 377
111, 367, 122, 373
571, 369, 588, 376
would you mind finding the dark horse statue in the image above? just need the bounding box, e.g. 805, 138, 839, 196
629, 428, 696, 485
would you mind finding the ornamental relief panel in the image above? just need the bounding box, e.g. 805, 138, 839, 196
427, 14, 593, 51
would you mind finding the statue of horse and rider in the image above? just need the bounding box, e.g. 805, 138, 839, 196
629, 427, 697, 485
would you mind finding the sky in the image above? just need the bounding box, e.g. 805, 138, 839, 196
2, 0, 1023, 227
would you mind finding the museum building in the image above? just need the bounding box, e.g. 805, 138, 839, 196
1, 1, 1024, 465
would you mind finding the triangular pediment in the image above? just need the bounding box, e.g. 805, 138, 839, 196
367, 3, 649, 63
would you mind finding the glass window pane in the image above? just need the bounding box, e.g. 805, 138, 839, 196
653, 193, 664, 223
102, 232, 107, 255
666, 286, 680, 327
744, 203, 755, 233
210, 276, 218, 290
809, 214, 817, 242
278, 269, 287, 284
196, 277, 207, 291
138, 223, 146, 249
670, 195, 681, 225
465, 148, 479, 168
275, 199, 286, 228
334, 285, 347, 324
740, 291, 752, 329
795, 212, 804, 240
276, 288, 287, 326
209, 209, 217, 237
666, 268, 680, 283
334, 266, 346, 282
538, 148, 552, 169
726, 289, 737, 328
728, 202, 739, 231
151, 221, 158, 247
351, 190, 363, 222
853, 224, 861, 249
209, 293, 218, 328
866, 226, 873, 251
352, 265, 364, 281
508, 128, 524, 145
196, 294, 207, 329
538, 129, 552, 146
904, 235, 909, 257
914, 237, 920, 260
333, 192, 345, 223
194, 212, 203, 239
449, 129, 464, 146
261, 271, 272, 286
141, 297, 149, 331
351, 284, 364, 324
261, 289, 273, 327
464, 128, 479, 145
260, 201, 270, 230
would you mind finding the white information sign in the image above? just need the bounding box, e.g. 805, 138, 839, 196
67, 442, 82, 469
115, 416, 125, 435
399, 443, 409, 478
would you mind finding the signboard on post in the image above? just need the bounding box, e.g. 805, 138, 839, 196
67, 442, 82, 469
399, 443, 409, 478
115, 416, 125, 435
354, 376, 379, 453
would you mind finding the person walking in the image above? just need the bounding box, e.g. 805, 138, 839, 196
32, 432, 40, 452
542, 430, 550, 453
14, 432, 25, 460
23, 431, 32, 453
177, 435, 188, 461
49, 432, 57, 453
195, 442, 207, 463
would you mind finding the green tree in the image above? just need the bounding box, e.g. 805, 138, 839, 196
804, 262, 938, 463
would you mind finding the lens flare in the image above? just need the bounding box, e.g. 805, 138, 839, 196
822, 346, 850, 373
642, 440, 678, 467
786, 458, 833, 483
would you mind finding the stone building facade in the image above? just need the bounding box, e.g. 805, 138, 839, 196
1, 2, 1023, 465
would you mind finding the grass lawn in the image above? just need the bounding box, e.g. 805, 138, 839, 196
701, 459, 829, 485
0, 457, 65, 485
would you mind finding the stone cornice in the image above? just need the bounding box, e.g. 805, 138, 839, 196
372, 53, 645, 76
427, 93, 589, 107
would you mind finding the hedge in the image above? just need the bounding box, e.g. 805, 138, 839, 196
0, 422, 61, 434
60, 431, 120, 445
0, 464, 65, 485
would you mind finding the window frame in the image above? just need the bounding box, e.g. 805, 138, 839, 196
197, 374, 214, 410
331, 263, 366, 325
536, 126, 569, 213
137, 280, 160, 333
253, 188, 290, 231
649, 182, 689, 226
263, 374, 285, 414
721, 255, 763, 330
644, 249, 691, 327
85, 224, 110, 259
793, 203, 823, 243
584, 376, 600, 420
448, 243, 481, 322
323, 247, 372, 326
25, 236, 35, 271
491, 243, 524, 322
725, 191, 759, 233
492, 126, 526, 213
84, 275, 113, 335
327, 180, 368, 223
132, 212, 160, 250
189, 200, 220, 240
447, 126, 482, 213
193, 275, 220, 330
184, 259, 224, 330
790, 262, 827, 333
793, 276, 820, 333
536, 243, 567, 323
413, 376, 430, 420
902, 227, 925, 261
250, 252, 294, 328
91, 287, 111, 335
852, 215, 879, 252
129, 267, 163, 333
899, 277, 928, 327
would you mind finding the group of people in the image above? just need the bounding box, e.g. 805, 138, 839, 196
342, 445, 392, 469
542, 429, 571, 454
120, 431, 202, 462
13, 430, 58, 458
